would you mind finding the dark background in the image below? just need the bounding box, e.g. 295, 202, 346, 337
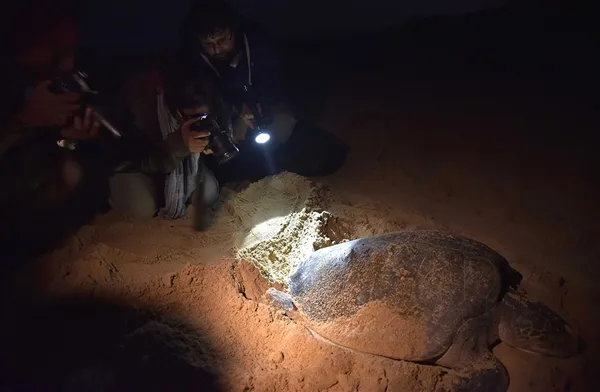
78, 0, 510, 49
77, 1, 598, 139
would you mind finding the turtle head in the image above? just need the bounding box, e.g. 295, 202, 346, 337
496, 290, 582, 358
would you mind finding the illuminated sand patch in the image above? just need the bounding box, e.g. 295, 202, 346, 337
231, 173, 338, 284
67, 172, 408, 286
227, 172, 410, 285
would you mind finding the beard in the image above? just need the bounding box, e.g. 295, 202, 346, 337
211, 49, 240, 66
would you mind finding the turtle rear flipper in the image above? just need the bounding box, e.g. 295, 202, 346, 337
436, 312, 509, 392
498, 289, 581, 358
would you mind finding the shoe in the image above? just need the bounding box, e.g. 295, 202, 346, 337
193, 203, 215, 231
192, 163, 220, 231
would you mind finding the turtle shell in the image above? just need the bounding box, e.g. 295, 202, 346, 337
288, 231, 509, 360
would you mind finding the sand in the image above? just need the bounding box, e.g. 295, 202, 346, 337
231, 174, 337, 283
1, 169, 593, 392
2, 173, 445, 391
2, 50, 598, 390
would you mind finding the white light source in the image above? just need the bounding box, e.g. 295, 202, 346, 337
255, 132, 271, 144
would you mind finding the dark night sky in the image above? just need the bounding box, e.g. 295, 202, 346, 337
79, 0, 508, 50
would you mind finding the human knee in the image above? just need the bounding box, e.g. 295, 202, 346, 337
34, 156, 82, 203
268, 103, 297, 145
274, 121, 349, 177
108, 173, 158, 219
121, 198, 157, 219
60, 157, 83, 191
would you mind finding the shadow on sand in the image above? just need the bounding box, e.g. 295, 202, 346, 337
0, 295, 223, 391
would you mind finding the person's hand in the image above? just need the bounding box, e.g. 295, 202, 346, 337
60, 108, 101, 140
232, 116, 248, 142
235, 103, 262, 130
17, 80, 81, 128
181, 117, 211, 154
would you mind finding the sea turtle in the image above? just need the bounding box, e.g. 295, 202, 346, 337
265, 230, 581, 392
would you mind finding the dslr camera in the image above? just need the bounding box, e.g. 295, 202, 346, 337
191, 113, 239, 164
49, 70, 122, 138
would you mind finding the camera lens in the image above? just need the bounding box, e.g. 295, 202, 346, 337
210, 133, 239, 164
191, 114, 239, 164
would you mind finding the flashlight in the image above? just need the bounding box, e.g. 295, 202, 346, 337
252, 112, 272, 145
255, 132, 270, 144
239, 87, 272, 145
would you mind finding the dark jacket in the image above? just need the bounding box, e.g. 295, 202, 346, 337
197, 30, 284, 111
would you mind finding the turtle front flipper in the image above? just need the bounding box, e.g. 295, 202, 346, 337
497, 289, 581, 358
439, 355, 508, 392
435, 312, 509, 392
266, 288, 296, 313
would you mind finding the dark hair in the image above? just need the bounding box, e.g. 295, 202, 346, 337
161, 59, 213, 110
160, 58, 229, 125
179, 0, 240, 45
2, 0, 80, 55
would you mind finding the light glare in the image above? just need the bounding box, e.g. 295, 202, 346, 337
255, 132, 270, 144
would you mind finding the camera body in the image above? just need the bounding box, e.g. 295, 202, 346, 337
191, 114, 239, 164
49, 71, 122, 138
49, 71, 92, 95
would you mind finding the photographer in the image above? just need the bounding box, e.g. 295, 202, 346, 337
179, 0, 348, 181
0, 1, 100, 230
179, 1, 292, 145
109, 58, 226, 225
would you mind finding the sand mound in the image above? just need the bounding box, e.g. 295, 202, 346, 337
230, 173, 339, 283
42, 172, 404, 288
227, 172, 403, 284
228, 172, 411, 285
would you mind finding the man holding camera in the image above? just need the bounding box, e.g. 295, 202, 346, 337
180, 1, 293, 148
179, 0, 349, 182
0, 1, 101, 234
109, 59, 228, 228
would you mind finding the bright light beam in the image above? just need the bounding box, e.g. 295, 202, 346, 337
255, 132, 271, 144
